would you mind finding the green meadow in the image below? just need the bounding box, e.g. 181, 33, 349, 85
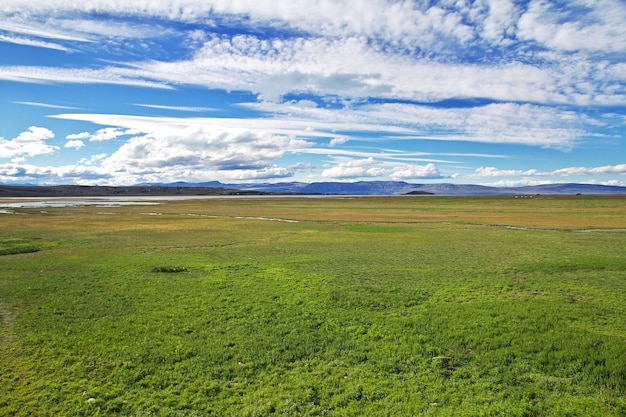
1, 195, 625, 416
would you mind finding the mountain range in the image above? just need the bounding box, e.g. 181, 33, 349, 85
1, 181, 625, 197
149, 181, 626, 196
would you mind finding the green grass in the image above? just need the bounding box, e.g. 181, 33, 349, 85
1, 196, 625, 416
0, 237, 68, 256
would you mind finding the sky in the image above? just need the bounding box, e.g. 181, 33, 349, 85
0, 0, 625, 187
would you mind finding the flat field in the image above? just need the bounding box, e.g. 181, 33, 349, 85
1, 195, 625, 416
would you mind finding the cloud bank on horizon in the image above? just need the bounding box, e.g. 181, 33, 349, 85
0, 0, 624, 186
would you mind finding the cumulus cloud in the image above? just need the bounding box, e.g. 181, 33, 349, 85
0, 126, 58, 159
322, 157, 383, 179
50, 114, 314, 184
0, 162, 110, 185
64, 140, 85, 149
389, 163, 442, 181
321, 157, 444, 180
103, 126, 309, 170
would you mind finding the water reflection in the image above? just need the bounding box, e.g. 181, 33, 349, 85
0, 201, 160, 209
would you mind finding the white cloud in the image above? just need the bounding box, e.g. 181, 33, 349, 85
389, 163, 442, 180
64, 140, 85, 149
90, 128, 133, 141
0, 66, 170, 89
133, 103, 217, 112
0, 162, 110, 185
50, 112, 410, 143
476, 0, 520, 44
551, 164, 626, 176
78, 153, 107, 165
102, 126, 310, 170
52, 97, 593, 152
482, 179, 555, 187
472, 164, 626, 178
66, 132, 91, 140
321, 157, 444, 180
3, 0, 623, 56
321, 157, 382, 179
0, 20, 92, 42
247, 100, 590, 150
135, 35, 565, 104
359, 102, 587, 149
49, 114, 314, 184
0, 126, 58, 159
15, 101, 80, 110
517, 0, 626, 53
1, 0, 623, 185
1, 1, 623, 107
329, 137, 349, 147
0, 1, 474, 47
473, 166, 529, 178
66, 128, 139, 142
0, 34, 71, 51
55, 18, 168, 40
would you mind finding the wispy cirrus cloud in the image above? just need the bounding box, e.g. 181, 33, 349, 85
14, 101, 81, 110
0, 66, 171, 88
243, 101, 593, 150
49, 98, 592, 151
0, 20, 93, 42
133, 103, 218, 112
0, 34, 71, 51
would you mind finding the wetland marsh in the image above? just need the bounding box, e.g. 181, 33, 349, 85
1, 195, 625, 416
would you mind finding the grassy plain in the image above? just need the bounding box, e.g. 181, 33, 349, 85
1, 195, 625, 416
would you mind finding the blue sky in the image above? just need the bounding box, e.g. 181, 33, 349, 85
1, 0, 624, 186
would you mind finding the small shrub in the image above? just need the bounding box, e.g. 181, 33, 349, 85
151, 266, 188, 273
